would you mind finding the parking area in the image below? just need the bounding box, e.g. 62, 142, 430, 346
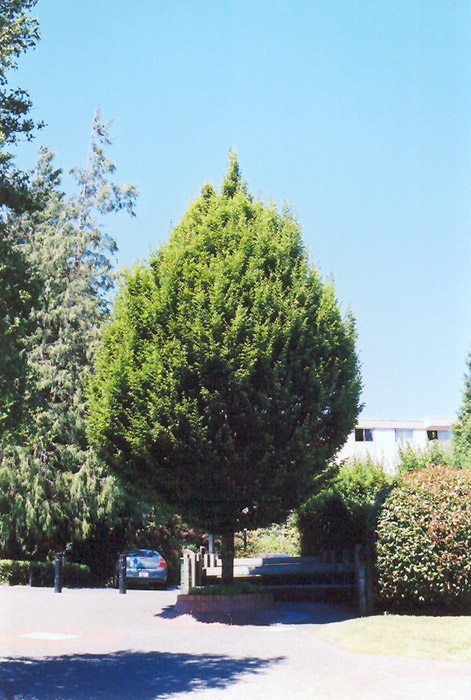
1, 586, 470, 699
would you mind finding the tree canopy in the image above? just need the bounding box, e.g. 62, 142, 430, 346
88, 155, 362, 579
0, 0, 42, 434
0, 2, 153, 575
0, 112, 138, 564
452, 353, 471, 469
0, 0, 41, 211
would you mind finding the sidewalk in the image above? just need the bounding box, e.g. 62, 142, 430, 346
1, 586, 470, 699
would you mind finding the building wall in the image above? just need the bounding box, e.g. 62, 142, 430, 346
337, 417, 454, 474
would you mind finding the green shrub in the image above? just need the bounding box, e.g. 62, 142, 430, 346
397, 441, 452, 474
375, 466, 471, 612
0, 560, 28, 585
298, 457, 392, 555
0, 559, 91, 587
235, 513, 300, 557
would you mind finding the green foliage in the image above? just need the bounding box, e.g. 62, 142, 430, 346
0, 443, 130, 563
375, 466, 471, 612
298, 457, 392, 555
0, 229, 39, 437
235, 513, 300, 557
0, 5, 142, 573
0, 0, 42, 433
452, 353, 471, 469
0, 559, 90, 587
0, 0, 42, 210
397, 441, 453, 474
89, 156, 362, 549
0, 112, 138, 564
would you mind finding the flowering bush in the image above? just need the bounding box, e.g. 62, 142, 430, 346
375, 466, 471, 611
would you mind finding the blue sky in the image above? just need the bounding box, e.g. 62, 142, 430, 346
13, 0, 471, 420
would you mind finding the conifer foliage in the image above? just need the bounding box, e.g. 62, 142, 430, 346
89, 154, 362, 582
0, 112, 138, 560
0, 0, 41, 434
0, 0, 41, 209
0, 1, 143, 570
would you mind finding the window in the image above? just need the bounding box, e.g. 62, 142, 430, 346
427, 429, 451, 442
355, 428, 373, 442
395, 429, 413, 442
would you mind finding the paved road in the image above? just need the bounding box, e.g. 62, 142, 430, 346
0, 586, 470, 699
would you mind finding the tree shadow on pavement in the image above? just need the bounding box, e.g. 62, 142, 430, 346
157, 601, 357, 626
0, 650, 284, 700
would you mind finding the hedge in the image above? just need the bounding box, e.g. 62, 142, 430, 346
0, 559, 91, 587
298, 458, 392, 555
375, 466, 471, 612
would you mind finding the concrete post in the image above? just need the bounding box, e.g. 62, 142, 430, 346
181, 553, 191, 594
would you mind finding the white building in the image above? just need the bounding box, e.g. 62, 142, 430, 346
337, 417, 454, 474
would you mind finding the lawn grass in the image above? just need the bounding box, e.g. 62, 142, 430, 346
320, 615, 471, 663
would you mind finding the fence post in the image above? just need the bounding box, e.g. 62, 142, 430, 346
118, 553, 127, 594
54, 553, 63, 593
181, 552, 192, 594
189, 550, 197, 590
355, 544, 373, 616
197, 547, 205, 586
180, 556, 187, 594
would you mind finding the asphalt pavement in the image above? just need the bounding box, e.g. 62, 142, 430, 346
1, 586, 470, 700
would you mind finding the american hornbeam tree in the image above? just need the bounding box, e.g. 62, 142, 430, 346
88, 154, 362, 583
0, 111, 139, 563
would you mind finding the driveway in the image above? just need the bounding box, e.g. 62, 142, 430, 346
0, 586, 470, 699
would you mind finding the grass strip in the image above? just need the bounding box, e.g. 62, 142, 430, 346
320, 615, 471, 663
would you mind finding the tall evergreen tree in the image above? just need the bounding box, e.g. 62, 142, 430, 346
89, 154, 362, 582
0, 111, 138, 561
0, 0, 42, 435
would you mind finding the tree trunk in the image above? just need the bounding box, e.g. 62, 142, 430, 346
221, 531, 234, 585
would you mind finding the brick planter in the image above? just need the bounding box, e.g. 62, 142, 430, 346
174, 592, 275, 615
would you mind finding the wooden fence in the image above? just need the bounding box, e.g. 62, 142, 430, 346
181, 545, 373, 615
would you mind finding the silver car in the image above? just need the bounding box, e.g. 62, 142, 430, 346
122, 549, 168, 588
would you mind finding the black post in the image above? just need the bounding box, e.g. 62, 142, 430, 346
118, 553, 127, 594
54, 553, 63, 593
221, 532, 234, 585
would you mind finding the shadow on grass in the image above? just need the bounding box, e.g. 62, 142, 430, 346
0, 650, 283, 700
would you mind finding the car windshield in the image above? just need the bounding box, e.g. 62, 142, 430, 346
126, 550, 160, 558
